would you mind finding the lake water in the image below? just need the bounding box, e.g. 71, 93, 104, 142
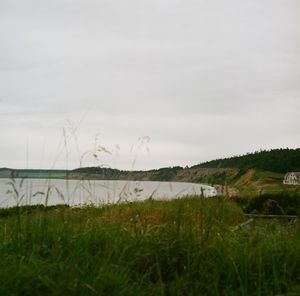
0, 178, 217, 208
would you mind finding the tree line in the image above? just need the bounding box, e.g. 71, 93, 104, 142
192, 148, 300, 173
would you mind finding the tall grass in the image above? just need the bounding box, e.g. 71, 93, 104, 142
0, 197, 299, 295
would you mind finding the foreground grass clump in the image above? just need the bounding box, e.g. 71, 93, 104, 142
0, 197, 300, 295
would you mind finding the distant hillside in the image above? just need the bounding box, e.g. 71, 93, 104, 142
192, 148, 300, 173
0, 168, 68, 179
1, 148, 299, 196
70, 166, 185, 181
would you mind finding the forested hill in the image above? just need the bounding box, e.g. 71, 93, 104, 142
192, 148, 300, 173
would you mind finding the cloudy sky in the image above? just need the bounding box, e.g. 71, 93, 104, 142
0, 0, 299, 170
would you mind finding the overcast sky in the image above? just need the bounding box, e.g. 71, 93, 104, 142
0, 0, 299, 170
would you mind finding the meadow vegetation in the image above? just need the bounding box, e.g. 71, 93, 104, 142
1, 148, 299, 295
1, 197, 300, 295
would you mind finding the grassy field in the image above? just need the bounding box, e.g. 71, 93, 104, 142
0, 197, 300, 295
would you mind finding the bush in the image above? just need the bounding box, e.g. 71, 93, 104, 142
242, 193, 300, 215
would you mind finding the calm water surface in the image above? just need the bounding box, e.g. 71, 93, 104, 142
0, 178, 217, 208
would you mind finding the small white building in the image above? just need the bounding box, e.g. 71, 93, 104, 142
283, 172, 300, 185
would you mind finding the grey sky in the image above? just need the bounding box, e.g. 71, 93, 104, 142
0, 0, 299, 170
